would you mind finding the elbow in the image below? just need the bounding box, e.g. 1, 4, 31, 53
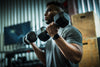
73, 57, 82, 64
63, 52, 83, 64
71, 54, 82, 64
65, 54, 82, 64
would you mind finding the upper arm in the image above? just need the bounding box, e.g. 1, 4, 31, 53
62, 26, 83, 54
62, 27, 83, 47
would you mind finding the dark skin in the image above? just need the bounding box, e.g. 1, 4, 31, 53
30, 4, 83, 65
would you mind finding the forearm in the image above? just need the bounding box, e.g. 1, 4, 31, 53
54, 36, 82, 63
30, 43, 46, 65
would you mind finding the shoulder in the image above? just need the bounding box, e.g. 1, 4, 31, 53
62, 25, 82, 37
62, 25, 83, 46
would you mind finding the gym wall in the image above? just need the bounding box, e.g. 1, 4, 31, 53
77, 0, 100, 18
0, 0, 65, 67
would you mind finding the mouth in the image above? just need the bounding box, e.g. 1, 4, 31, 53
45, 17, 47, 20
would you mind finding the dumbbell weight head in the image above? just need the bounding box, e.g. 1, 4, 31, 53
54, 12, 70, 28
23, 31, 37, 44
37, 27, 50, 41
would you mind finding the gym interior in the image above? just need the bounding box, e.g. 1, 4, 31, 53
0, 0, 100, 67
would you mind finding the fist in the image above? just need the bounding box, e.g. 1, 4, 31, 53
46, 22, 59, 37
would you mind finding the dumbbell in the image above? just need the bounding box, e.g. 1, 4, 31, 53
37, 26, 50, 41
53, 12, 70, 28
23, 26, 48, 45
23, 31, 37, 44
37, 12, 70, 41
24, 12, 70, 44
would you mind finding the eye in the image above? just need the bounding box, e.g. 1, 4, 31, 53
46, 8, 52, 12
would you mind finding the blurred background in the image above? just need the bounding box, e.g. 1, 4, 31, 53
0, 0, 100, 67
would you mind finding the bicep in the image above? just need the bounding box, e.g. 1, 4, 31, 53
63, 28, 83, 47
71, 43, 83, 54
62, 27, 83, 53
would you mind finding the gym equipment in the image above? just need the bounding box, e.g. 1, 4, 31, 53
24, 12, 70, 44
23, 26, 49, 44
38, 12, 70, 41
37, 27, 50, 41
24, 31, 37, 44
54, 12, 69, 28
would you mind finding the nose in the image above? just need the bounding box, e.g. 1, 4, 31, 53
44, 11, 47, 16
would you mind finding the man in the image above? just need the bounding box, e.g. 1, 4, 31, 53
30, 1, 83, 67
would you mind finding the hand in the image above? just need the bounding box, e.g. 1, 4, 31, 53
46, 22, 59, 37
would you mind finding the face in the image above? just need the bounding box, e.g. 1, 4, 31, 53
44, 4, 62, 24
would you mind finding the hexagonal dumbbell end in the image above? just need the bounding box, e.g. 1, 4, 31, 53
23, 31, 37, 45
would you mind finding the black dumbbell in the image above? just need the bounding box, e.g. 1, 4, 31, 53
23, 27, 47, 44
23, 31, 37, 44
37, 27, 50, 41
54, 12, 70, 28
37, 12, 70, 41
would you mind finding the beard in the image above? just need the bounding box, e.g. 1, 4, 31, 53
46, 18, 54, 24
45, 13, 55, 24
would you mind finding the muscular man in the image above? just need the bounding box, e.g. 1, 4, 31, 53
30, 1, 83, 67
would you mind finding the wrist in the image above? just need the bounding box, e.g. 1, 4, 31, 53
53, 34, 60, 40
